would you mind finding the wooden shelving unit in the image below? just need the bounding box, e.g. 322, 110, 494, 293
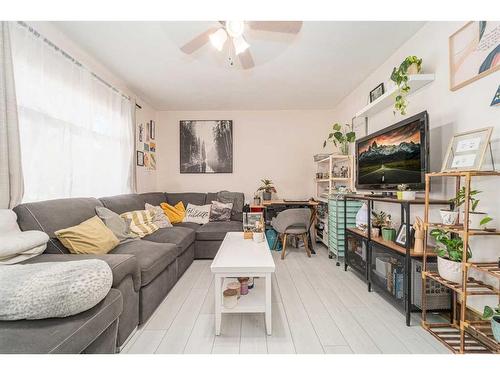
314, 155, 355, 200
421, 171, 500, 354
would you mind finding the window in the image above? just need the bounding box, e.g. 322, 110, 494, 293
10, 22, 134, 202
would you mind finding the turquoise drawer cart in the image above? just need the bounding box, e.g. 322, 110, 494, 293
328, 197, 363, 266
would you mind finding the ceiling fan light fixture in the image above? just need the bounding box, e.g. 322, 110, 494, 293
233, 35, 250, 55
209, 28, 228, 51
226, 21, 245, 38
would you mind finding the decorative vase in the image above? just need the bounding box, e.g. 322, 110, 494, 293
262, 191, 272, 201
437, 256, 462, 285
463, 211, 488, 230
339, 142, 349, 155
407, 62, 420, 75
253, 231, 265, 243
356, 203, 368, 229
381, 227, 396, 241
223, 289, 238, 309
440, 209, 458, 226
492, 317, 500, 343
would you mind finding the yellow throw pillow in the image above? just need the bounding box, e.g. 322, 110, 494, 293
160, 201, 185, 224
55, 216, 120, 254
120, 210, 159, 238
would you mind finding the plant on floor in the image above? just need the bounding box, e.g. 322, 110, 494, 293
258, 179, 276, 201
449, 187, 493, 229
390, 55, 422, 115
482, 303, 500, 343
323, 123, 356, 155
429, 229, 472, 262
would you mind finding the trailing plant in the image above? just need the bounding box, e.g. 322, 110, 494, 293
257, 179, 276, 194
371, 210, 391, 228
430, 228, 472, 262
323, 123, 356, 155
390, 56, 422, 115
449, 187, 493, 227
482, 304, 500, 320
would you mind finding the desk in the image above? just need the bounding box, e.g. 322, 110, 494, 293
250, 200, 319, 253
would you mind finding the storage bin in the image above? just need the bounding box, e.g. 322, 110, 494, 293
329, 198, 363, 259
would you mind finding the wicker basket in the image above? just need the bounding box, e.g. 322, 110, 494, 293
412, 259, 451, 310
243, 231, 253, 240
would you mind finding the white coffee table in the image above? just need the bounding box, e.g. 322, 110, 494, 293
210, 232, 276, 335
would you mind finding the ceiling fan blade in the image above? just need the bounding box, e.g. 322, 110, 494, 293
239, 49, 255, 70
248, 21, 303, 34
180, 27, 218, 54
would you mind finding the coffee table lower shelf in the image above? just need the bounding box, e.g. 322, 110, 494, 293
220, 277, 266, 313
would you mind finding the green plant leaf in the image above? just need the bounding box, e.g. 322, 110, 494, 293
483, 306, 494, 319
480, 216, 493, 226
323, 140, 327, 148
345, 132, 356, 142
332, 123, 341, 131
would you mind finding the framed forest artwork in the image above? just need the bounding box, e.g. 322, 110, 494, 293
449, 21, 500, 91
179, 120, 233, 173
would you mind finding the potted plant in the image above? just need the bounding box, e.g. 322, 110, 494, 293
323, 123, 356, 155
482, 304, 500, 343
446, 187, 494, 230
430, 228, 471, 284
372, 210, 395, 240
396, 184, 416, 200
258, 179, 276, 201
390, 55, 422, 115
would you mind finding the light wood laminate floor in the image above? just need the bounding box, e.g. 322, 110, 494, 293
121, 244, 450, 354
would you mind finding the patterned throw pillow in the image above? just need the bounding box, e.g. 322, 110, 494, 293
160, 201, 186, 224
95, 206, 138, 242
145, 203, 172, 228
120, 210, 159, 238
183, 203, 211, 224
209, 200, 233, 222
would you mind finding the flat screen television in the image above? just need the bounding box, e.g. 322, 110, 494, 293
355, 111, 429, 191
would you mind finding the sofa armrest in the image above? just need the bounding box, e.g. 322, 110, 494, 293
22, 253, 141, 292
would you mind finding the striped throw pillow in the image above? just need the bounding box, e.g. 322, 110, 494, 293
120, 210, 159, 238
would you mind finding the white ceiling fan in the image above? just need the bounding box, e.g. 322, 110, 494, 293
180, 21, 303, 69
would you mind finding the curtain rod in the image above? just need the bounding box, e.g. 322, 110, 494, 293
16, 21, 138, 107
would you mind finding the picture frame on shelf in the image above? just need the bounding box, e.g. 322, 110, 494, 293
136, 151, 144, 166
395, 223, 414, 247
243, 212, 264, 231
441, 127, 493, 172
369, 83, 385, 103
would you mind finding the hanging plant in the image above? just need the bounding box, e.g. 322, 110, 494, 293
390, 56, 422, 115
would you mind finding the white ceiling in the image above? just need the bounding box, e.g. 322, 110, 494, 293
52, 21, 425, 111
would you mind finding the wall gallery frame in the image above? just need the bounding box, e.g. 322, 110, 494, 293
449, 21, 500, 91
136, 151, 144, 166
180, 120, 233, 174
441, 127, 493, 172
369, 83, 385, 103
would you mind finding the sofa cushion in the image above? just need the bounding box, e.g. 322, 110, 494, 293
99, 194, 145, 215
217, 191, 245, 222
196, 221, 243, 241
110, 240, 177, 286
166, 192, 207, 206
143, 227, 196, 253
139, 192, 168, 207
0, 288, 122, 353
13, 198, 104, 254
174, 222, 201, 230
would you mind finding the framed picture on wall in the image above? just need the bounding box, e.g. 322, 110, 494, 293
369, 83, 385, 103
449, 21, 500, 91
136, 151, 144, 166
180, 120, 233, 173
441, 127, 493, 172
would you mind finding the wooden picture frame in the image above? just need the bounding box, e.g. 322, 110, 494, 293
369, 83, 385, 103
449, 21, 500, 91
441, 127, 493, 172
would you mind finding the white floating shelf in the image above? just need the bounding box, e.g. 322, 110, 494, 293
355, 74, 435, 118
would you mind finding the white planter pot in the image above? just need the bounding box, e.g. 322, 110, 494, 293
463, 211, 488, 230
440, 209, 458, 225
437, 256, 463, 285
401, 191, 416, 200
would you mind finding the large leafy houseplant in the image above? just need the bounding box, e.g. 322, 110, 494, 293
323, 123, 356, 155
390, 56, 422, 115
430, 229, 471, 262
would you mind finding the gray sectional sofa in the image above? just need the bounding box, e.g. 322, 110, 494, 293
0, 191, 244, 354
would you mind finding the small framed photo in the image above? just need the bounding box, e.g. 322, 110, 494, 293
369, 83, 385, 103
138, 123, 144, 142
441, 127, 493, 172
136, 151, 144, 166
395, 223, 414, 247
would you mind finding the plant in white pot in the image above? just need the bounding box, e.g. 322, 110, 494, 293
430, 228, 471, 284
482, 304, 500, 343
396, 184, 416, 200
448, 187, 494, 230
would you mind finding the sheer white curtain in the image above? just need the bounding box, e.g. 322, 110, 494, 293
10, 22, 134, 202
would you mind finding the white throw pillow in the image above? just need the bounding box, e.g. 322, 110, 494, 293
183, 203, 211, 224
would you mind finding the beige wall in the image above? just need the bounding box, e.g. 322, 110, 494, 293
330, 21, 499, 311
156, 110, 336, 201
